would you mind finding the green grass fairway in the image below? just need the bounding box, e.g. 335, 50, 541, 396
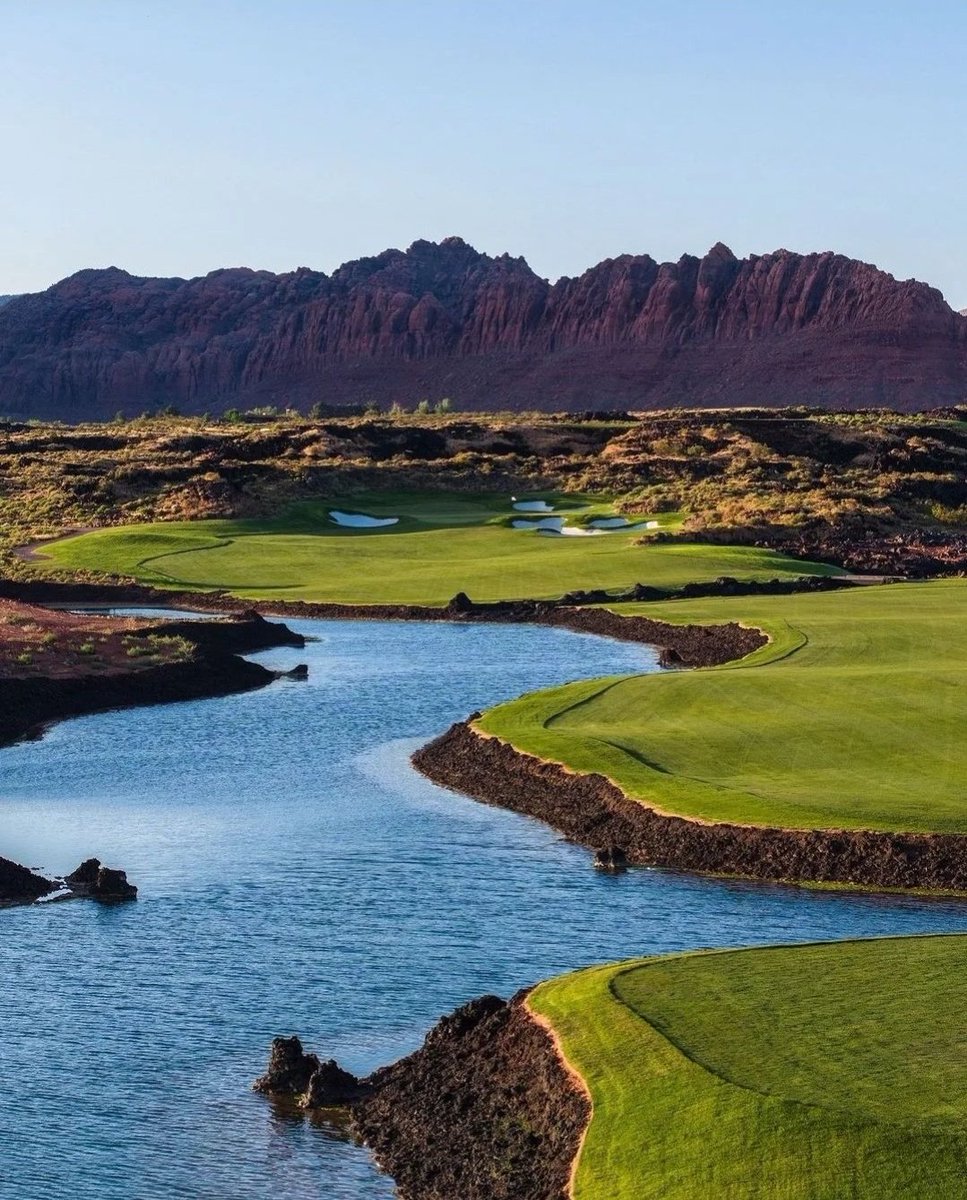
479, 579, 967, 832
529, 935, 967, 1200
35, 491, 838, 605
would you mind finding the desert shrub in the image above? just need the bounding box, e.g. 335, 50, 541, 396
929, 502, 967, 526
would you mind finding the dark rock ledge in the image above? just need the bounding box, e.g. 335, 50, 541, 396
0, 609, 307, 749
412, 720, 967, 893
0, 577, 771, 667
1, 855, 137, 906
255, 991, 587, 1200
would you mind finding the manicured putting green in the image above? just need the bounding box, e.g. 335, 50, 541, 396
35, 491, 838, 605
479, 579, 967, 832
529, 934, 967, 1200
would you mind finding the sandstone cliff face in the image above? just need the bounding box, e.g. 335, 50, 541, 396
1, 238, 965, 417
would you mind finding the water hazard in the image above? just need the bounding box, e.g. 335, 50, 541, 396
1, 615, 964, 1198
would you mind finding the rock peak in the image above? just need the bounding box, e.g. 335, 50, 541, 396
1, 239, 964, 416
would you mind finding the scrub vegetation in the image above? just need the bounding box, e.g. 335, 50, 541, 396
529, 935, 967, 1200
1, 406, 965, 583
479, 579, 967, 833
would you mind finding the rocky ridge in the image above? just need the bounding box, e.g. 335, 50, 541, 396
2, 239, 965, 417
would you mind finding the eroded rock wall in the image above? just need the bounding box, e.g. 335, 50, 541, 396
2, 239, 965, 416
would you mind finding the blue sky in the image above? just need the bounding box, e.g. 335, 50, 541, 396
2, 0, 965, 305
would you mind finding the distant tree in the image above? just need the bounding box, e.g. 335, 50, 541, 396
223, 408, 242, 424
308, 401, 327, 420
436, 397, 453, 414
388, 401, 406, 417
363, 401, 381, 416
158, 404, 181, 418
415, 399, 432, 415
113, 410, 127, 423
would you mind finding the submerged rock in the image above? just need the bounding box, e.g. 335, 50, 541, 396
280, 663, 309, 680
594, 845, 628, 873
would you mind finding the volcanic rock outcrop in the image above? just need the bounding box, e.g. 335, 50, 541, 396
0, 855, 56, 904
2, 239, 965, 417
256, 992, 588, 1200
64, 858, 138, 901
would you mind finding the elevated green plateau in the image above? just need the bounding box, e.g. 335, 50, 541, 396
479, 579, 967, 832
33, 491, 837, 605
529, 935, 967, 1200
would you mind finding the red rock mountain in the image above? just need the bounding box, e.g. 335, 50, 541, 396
1, 238, 965, 417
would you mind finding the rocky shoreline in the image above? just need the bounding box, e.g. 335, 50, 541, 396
413, 720, 967, 893
255, 991, 587, 1200
1, 855, 138, 907
0, 576, 774, 666
0, 605, 306, 905
0, 607, 305, 749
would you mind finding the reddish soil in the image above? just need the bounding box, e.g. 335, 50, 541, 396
0, 599, 194, 680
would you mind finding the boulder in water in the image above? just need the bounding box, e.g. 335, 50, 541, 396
594, 846, 628, 873
254, 1035, 320, 1097
65, 858, 138, 901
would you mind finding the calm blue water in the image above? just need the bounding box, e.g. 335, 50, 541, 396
1, 615, 965, 1200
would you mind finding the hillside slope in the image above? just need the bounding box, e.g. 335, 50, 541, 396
2, 239, 965, 417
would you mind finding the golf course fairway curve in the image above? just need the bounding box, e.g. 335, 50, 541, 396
528, 934, 967, 1200
31, 491, 839, 605
478, 579, 967, 834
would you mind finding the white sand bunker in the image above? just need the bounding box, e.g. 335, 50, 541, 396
588, 517, 659, 532
512, 517, 566, 531
541, 526, 603, 537
512, 499, 555, 513
329, 511, 399, 528
512, 517, 603, 536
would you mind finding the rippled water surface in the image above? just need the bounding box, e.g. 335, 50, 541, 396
2, 615, 965, 1199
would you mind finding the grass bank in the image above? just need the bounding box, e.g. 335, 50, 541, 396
529, 935, 967, 1200
34, 491, 839, 605
479, 579, 967, 833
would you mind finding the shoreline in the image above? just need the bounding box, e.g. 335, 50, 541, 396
0, 576, 771, 666
4, 577, 962, 894
0, 605, 306, 905
256, 991, 588, 1200
412, 719, 967, 894
0, 608, 306, 750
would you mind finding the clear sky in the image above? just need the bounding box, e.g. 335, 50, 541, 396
2, 0, 965, 306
